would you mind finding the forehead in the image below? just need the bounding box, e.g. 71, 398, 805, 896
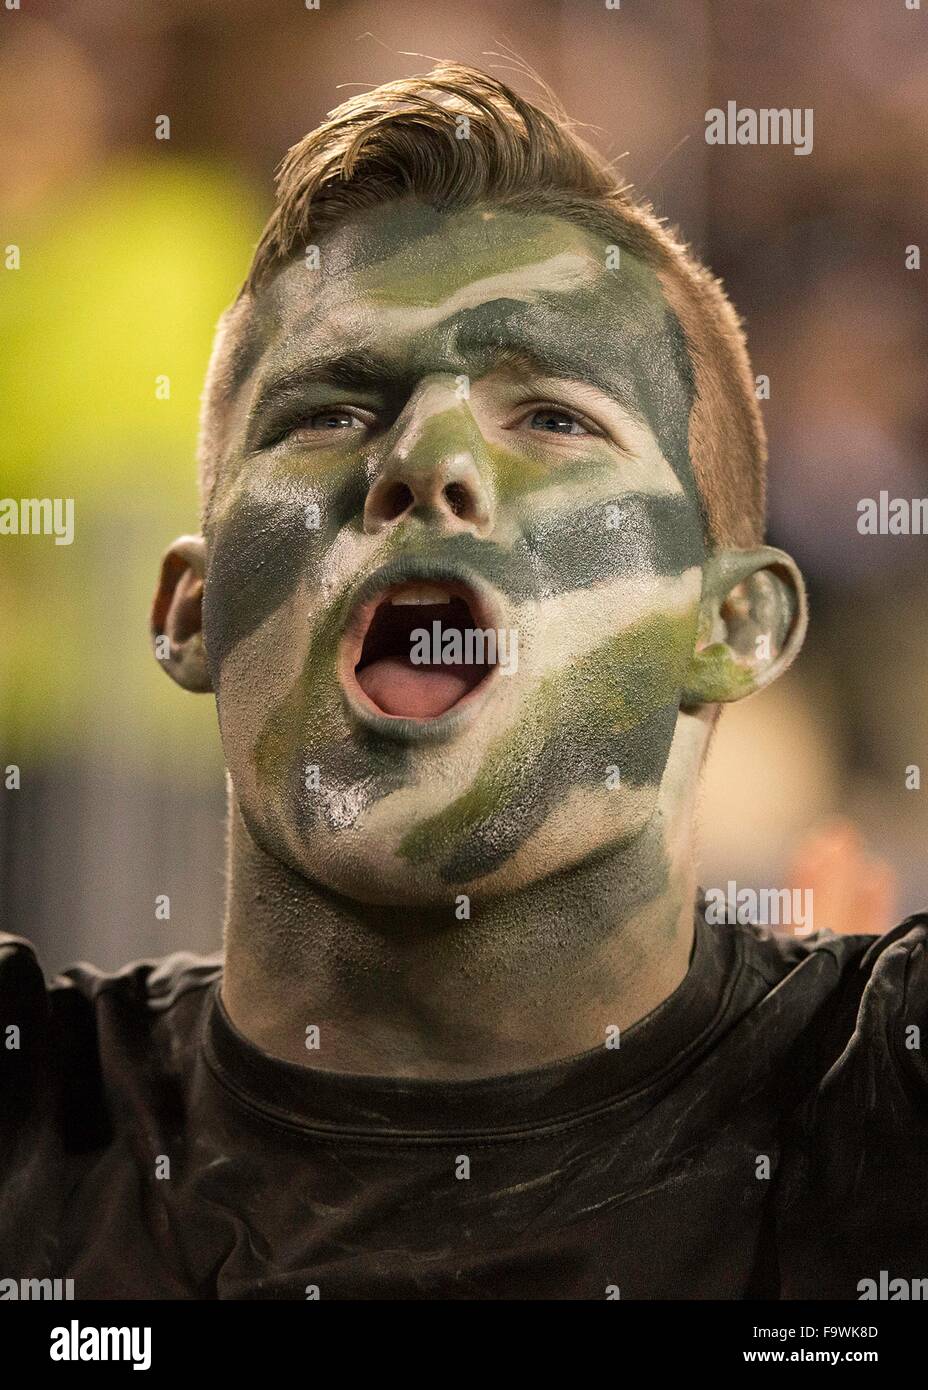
258, 204, 667, 361
241, 203, 696, 482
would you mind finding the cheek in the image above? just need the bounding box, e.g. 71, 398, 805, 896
202, 461, 368, 677
202, 460, 377, 702
203, 490, 317, 688
395, 576, 701, 884
502, 471, 704, 697
208, 582, 317, 818
494, 456, 705, 608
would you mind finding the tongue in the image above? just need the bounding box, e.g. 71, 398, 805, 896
357, 657, 472, 718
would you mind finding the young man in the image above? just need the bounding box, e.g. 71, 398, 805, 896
1, 65, 925, 1301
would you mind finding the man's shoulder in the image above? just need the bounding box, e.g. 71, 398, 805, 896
747, 904, 928, 1126
770, 911, 928, 1296
812, 908, 928, 1073
0, 930, 223, 1031
1, 933, 224, 1146
700, 909, 928, 1099
729, 908, 928, 1003
0, 934, 225, 1238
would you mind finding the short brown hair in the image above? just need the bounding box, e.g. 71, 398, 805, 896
199, 63, 765, 547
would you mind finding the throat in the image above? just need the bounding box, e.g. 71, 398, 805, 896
222, 811, 696, 1080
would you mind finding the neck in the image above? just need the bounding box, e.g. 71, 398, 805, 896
221, 734, 705, 1079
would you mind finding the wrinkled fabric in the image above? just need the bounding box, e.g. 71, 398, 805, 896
1, 902, 926, 1300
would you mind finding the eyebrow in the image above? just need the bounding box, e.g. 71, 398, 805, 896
248, 350, 398, 424
247, 334, 644, 432
475, 342, 641, 416
451, 322, 645, 418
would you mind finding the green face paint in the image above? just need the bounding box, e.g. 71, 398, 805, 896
202, 203, 708, 903
398, 608, 698, 881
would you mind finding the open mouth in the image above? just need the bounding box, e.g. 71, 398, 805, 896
340, 578, 498, 722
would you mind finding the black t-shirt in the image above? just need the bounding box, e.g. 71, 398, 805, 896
1, 903, 927, 1300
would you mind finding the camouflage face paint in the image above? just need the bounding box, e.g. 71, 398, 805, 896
399, 609, 695, 882
202, 204, 708, 905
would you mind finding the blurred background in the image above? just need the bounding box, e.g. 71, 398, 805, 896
1, 0, 926, 973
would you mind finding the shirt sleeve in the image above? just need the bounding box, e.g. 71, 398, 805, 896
774, 914, 928, 1298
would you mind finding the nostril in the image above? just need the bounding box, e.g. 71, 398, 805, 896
443, 482, 470, 518
381, 481, 414, 521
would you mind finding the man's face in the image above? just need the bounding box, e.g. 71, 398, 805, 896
202, 203, 707, 904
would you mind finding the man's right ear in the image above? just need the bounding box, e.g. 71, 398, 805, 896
150, 535, 212, 693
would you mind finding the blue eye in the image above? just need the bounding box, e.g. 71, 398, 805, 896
303, 410, 361, 431
272, 407, 371, 447
526, 408, 587, 435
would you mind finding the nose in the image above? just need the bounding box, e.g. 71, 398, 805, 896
363, 395, 494, 538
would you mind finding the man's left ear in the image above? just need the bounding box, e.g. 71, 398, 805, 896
681, 546, 807, 707
150, 534, 212, 693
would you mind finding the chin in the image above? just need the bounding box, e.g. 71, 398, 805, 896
238, 793, 543, 908
327, 830, 544, 907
